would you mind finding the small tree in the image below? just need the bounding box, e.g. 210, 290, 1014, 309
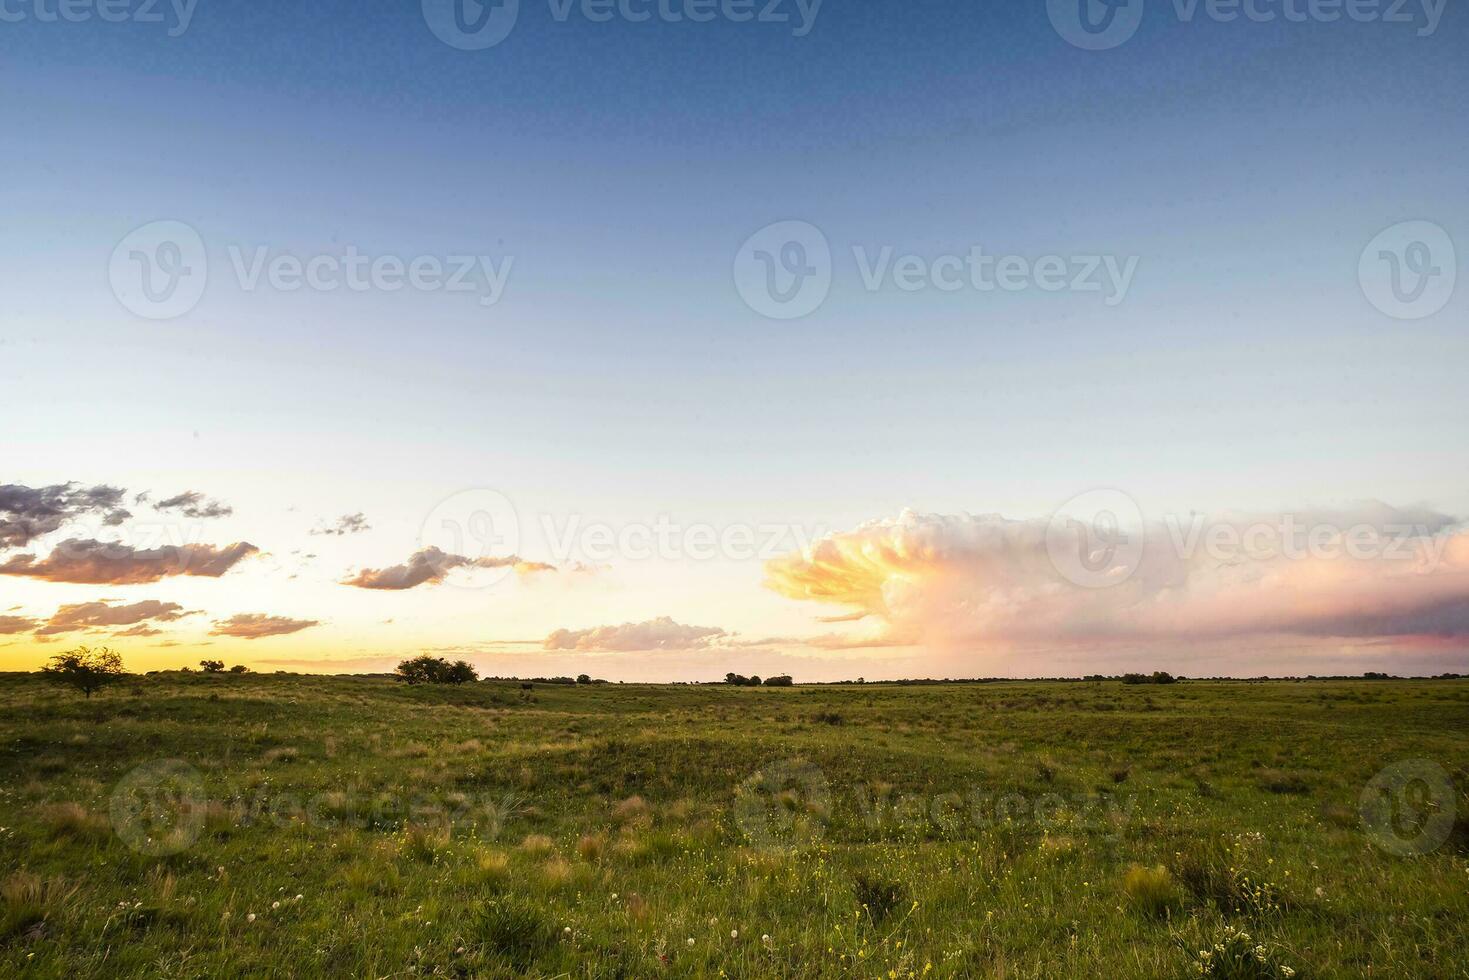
576, 673, 591, 685
397, 655, 478, 685
42, 647, 127, 698
199, 659, 225, 673
228, 664, 249, 674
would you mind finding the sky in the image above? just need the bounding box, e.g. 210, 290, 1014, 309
2, 0, 1467, 679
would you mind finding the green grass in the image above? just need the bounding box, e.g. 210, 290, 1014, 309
1, 672, 1467, 977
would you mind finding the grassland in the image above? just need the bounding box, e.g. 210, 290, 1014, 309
1, 672, 1466, 978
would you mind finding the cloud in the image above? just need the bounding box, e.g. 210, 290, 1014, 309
544, 616, 727, 652
0, 539, 259, 584
342, 547, 558, 590
0, 483, 130, 549
154, 491, 233, 519
765, 505, 1469, 652
311, 512, 371, 536
0, 615, 38, 635
35, 599, 198, 636
210, 614, 320, 640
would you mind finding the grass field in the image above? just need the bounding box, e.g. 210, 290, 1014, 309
2, 672, 1466, 978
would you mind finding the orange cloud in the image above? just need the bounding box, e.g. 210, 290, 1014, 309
0, 539, 259, 584
544, 616, 727, 652
342, 547, 559, 590
766, 507, 1469, 652
210, 613, 320, 639
36, 599, 198, 636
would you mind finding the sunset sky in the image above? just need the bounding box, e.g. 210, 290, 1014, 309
3, 2, 1466, 679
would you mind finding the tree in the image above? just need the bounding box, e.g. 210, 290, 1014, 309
200, 659, 225, 673
42, 647, 127, 698
576, 674, 591, 685
396, 655, 478, 685
763, 674, 793, 686
228, 664, 249, 673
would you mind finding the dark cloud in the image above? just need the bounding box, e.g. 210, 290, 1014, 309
311, 512, 371, 536
35, 599, 198, 636
210, 613, 319, 639
0, 538, 259, 584
543, 616, 727, 652
342, 547, 553, 590
154, 491, 233, 519
0, 483, 130, 549
0, 615, 38, 635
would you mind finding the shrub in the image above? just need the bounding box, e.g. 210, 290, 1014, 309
41, 647, 126, 698
1122, 864, 1180, 918
228, 664, 249, 673
1187, 924, 1297, 978
763, 674, 794, 686
199, 659, 225, 673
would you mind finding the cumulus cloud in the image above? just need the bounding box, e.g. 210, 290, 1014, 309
765, 505, 1469, 651
544, 616, 727, 652
0, 615, 38, 635
311, 512, 371, 536
154, 491, 233, 519
342, 547, 558, 590
35, 599, 198, 636
0, 539, 259, 584
210, 613, 320, 639
0, 483, 130, 549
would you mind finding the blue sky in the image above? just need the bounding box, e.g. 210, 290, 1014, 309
2, 1, 1466, 677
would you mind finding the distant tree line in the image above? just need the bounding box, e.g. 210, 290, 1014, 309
724, 673, 793, 686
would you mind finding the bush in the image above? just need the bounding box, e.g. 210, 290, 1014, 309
1187, 924, 1297, 978
1122, 864, 1180, 918
396, 655, 478, 685
763, 674, 793, 686
199, 659, 225, 673
41, 647, 126, 698
228, 664, 249, 674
